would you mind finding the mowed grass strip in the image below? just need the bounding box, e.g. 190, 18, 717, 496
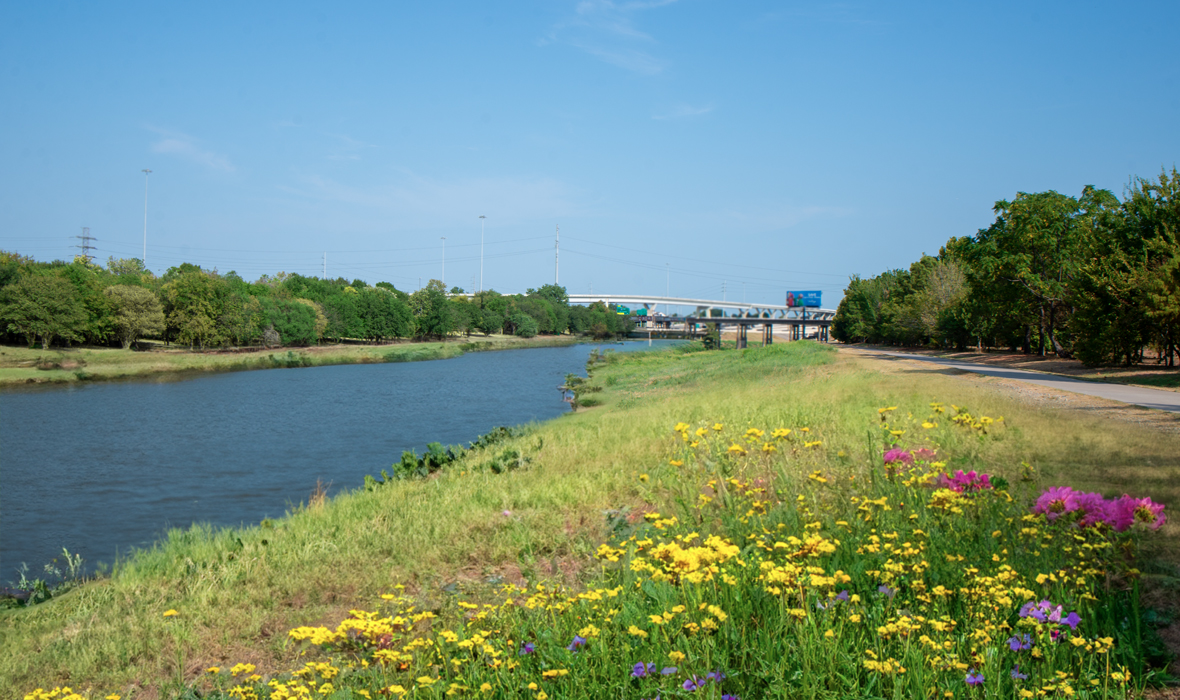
0, 335, 577, 386
3, 341, 1178, 699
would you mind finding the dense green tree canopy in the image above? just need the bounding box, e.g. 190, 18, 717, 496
833, 168, 1180, 366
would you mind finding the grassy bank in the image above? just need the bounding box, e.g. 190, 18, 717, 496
5, 342, 1179, 699
0, 335, 578, 387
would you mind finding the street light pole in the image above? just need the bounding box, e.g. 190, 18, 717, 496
141, 169, 152, 269
441, 237, 446, 287
478, 215, 486, 293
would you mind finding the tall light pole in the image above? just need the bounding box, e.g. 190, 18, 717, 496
141, 169, 152, 269
666, 262, 670, 315
440, 237, 446, 287
478, 215, 486, 293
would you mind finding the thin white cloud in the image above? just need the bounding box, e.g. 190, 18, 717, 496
147, 128, 235, 172
544, 0, 679, 75
653, 103, 715, 120
326, 133, 378, 162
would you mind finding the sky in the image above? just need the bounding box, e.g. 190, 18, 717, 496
2, 1, 1178, 309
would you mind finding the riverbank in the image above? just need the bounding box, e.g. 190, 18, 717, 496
5, 341, 1179, 698
0, 335, 580, 387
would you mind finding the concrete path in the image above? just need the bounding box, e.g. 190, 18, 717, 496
853, 350, 1180, 414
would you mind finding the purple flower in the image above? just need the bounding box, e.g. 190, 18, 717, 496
835, 590, 850, 602
883, 448, 913, 466
965, 670, 984, 686
632, 662, 656, 678
706, 670, 727, 682
519, 642, 535, 655
1018, 601, 1046, 622
566, 635, 587, 651
1007, 634, 1031, 651
682, 675, 705, 692
1010, 665, 1027, 680
877, 584, 896, 598
1062, 611, 1081, 630
721, 696, 740, 700
660, 667, 678, 676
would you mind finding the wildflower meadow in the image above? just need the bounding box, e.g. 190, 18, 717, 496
27, 400, 1167, 700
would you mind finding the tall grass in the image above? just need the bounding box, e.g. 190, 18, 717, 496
5, 342, 1178, 699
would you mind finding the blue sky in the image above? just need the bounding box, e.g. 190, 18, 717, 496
2, 1, 1177, 308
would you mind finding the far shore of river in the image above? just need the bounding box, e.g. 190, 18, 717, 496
0, 334, 591, 388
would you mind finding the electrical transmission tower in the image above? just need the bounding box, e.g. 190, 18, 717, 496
73, 227, 97, 262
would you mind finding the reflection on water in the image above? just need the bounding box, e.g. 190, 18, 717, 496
0, 341, 682, 578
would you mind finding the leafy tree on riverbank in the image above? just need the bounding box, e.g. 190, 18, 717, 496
104, 285, 165, 349
833, 167, 1180, 366
0, 274, 88, 349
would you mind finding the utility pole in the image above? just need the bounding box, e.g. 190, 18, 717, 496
478, 215, 486, 293
73, 227, 96, 262
555, 224, 559, 286
141, 169, 151, 268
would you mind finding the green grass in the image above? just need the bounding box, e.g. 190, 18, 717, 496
0, 335, 578, 386
4, 341, 1178, 699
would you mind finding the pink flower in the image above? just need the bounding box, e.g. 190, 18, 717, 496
937, 470, 994, 493
1110, 496, 1166, 532
883, 449, 913, 466
1033, 487, 1079, 520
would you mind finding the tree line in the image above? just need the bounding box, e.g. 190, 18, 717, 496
832, 168, 1180, 366
0, 255, 630, 350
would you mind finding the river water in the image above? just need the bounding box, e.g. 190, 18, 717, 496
0, 341, 680, 580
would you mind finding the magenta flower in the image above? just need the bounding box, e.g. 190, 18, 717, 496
682, 675, 705, 691
566, 635, 587, 651
939, 469, 994, 493
1034, 486, 1079, 519
519, 642, 535, 655
883, 448, 913, 466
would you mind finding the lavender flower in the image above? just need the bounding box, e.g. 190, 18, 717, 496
632, 662, 656, 678
965, 670, 984, 686
519, 642, 535, 655
682, 675, 705, 692
566, 635, 587, 651
660, 667, 678, 675
1010, 666, 1028, 680
1007, 634, 1031, 651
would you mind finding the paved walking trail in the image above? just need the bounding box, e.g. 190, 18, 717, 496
854, 350, 1180, 414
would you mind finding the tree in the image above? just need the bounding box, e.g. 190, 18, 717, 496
410, 280, 455, 339
508, 312, 538, 338
161, 268, 226, 349
0, 275, 89, 349
260, 297, 318, 346
104, 285, 165, 349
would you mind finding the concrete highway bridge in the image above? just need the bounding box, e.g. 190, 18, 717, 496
566, 294, 836, 321
567, 294, 837, 347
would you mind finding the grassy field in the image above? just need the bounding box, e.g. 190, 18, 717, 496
0, 335, 577, 386
5, 341, 1179, 700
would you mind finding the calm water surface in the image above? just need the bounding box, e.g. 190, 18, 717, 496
0, 341, 679, 579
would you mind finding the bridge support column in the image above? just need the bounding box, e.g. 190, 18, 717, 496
737, 324, 747, 349
764, 324, 772, 346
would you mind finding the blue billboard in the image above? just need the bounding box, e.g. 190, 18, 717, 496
786, 291, 822, 308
